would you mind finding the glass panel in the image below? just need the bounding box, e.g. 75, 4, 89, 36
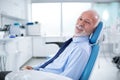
93, 2, 120, 27
93, 2, 120, 43
93, 2, 120, 54
32, 3, 61, 37
32, 3, 92, 37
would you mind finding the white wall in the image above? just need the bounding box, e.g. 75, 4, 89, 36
0, 0, 27, 19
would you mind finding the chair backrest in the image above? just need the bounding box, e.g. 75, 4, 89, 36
79, 21, 103, 80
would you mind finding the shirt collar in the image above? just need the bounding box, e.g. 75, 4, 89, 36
72, 36, 89, 43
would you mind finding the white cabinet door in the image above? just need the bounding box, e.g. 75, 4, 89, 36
0, 0, 29, 20
5, 37, 32, 71
32, 36, 46, 57
32, 37, 60, 57
17, 37, 32, 68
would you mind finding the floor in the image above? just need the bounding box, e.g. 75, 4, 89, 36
22, 53, 120, 80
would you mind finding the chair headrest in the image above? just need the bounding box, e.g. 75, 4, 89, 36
89, 21, 103, 44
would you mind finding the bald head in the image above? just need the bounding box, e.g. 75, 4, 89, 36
82, 10, 100, 27
82, 10, 100, 28
74, 10, 100, 36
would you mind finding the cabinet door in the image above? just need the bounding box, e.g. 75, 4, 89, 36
5, 37, 32, 71
0, 0, 28, 19
32, 37, 46, 57
17, 37, 32, 67
32, 37, 60, 57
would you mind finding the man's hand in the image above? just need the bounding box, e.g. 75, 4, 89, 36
22, 66, 33, 70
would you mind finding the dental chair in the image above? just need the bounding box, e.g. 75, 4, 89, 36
6, 22, 103, 80
39, 21, 103, 80
80, 21, 103, 80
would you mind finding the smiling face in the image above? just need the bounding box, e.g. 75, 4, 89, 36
74, 10, 99, 37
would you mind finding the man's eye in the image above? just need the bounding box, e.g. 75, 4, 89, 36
79, 18, 82, 21
85, 21, 91, 24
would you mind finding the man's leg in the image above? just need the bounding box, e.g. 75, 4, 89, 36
0, 71, 11, 80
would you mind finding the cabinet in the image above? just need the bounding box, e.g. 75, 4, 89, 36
5, 37, 32, 71
32, 36, 60, 57
0, 0, 29, 20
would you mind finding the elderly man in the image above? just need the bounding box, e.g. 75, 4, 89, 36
0, 9, 100, 80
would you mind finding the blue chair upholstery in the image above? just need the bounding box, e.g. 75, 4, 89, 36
79, 21, 103, 80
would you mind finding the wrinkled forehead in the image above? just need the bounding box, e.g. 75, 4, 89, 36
80, 11, 99, 23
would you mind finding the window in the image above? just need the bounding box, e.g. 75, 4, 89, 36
32, 3, 61, 37
32, 3, 92, 37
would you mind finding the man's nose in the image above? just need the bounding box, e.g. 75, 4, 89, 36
78, 20, 85, 27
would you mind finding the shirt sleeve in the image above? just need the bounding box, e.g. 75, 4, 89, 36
32, 58, 52, 70
60, 47, 90, 80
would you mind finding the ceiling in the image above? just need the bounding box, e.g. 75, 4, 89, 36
31, 0, 120, 3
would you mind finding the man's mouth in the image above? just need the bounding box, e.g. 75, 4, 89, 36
76, 25, 84, 31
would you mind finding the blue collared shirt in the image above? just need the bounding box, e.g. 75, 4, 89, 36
33, 36, 91, 80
